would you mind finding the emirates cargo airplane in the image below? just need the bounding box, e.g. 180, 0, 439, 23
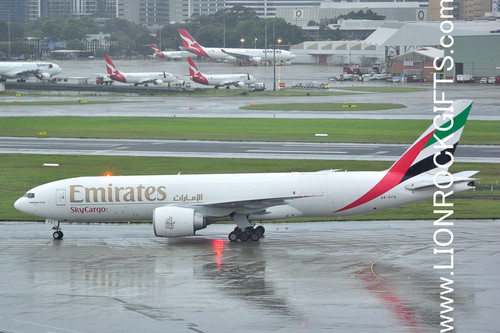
179, 29, 296, 63
14, 100, 478, 241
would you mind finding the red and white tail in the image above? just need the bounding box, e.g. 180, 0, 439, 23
105, 55, 118, 76
187, 57, 199, 78
179, 29, 209, 58
150, 44, 164, 57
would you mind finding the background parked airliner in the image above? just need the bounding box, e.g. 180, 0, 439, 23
14, 100, 478, 241
105, 55, 176, 86
150, 44, 192, 59
179, 29, 296, 63
0, 61, 62, 81
187, 57, 255, 88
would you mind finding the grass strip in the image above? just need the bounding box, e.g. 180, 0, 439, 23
0, 117, 497, 145
330, 86, 428, 93
1, 154, 498, 221
0, 100, 126, 106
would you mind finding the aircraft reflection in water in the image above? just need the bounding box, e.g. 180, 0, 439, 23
198, 239, 296, 318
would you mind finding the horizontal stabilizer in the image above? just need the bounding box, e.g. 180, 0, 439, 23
405, 171, 479, 191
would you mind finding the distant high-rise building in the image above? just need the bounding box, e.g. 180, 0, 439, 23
26, 0, 116, 20
224, 0, 321, 18
0, 0, 29, 23
169, 0, 191, 22
117, 0, 169, 30
458, 0, 492, 19
191, 0, 223, 16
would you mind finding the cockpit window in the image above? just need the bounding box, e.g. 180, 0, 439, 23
23, 192, 35, 199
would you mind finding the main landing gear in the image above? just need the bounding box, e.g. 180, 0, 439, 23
51, 220, 64, 240
228, 225, 265, 242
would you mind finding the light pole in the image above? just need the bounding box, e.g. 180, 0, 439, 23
240, 38, 245, 48
277, 39, 282, 49
273, 22, 276, 91
254, 37, 257, 49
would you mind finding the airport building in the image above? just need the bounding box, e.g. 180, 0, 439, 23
291, 40, 384, 65
444, 34, 500, 79
365, 21, 500, 68
276, 2, 429, 25
389, 47, 442, 82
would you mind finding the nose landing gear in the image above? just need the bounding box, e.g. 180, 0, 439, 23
50, 220, 64, 240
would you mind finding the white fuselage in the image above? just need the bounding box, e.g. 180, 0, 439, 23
0, 61, 62, 79
111, 72, 176, 85
14, 170, 469, 224
157, 50, 192, 59
195, 48, 295, 62
193, 73, 256, 86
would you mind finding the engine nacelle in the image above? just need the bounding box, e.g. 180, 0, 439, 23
252, 57, 262, 63
153, 206, 206, 237
235, 81, 245, 88
154, 79, 163, 85
36, 72, 51, 80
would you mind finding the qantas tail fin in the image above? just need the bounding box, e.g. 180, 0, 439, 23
105, 55, 118, 76
150, 44, 164, 57
179, 29, 209, 58
187, 57, 199, 78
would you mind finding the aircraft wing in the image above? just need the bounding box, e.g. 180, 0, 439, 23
221, 49, 253, 61
5, 69, 42, 79
199, 194, 317, 216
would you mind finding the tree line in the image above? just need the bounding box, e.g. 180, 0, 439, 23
0, 6, 374, 59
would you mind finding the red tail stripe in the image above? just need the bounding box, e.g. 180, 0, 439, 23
335, 130, 435, 212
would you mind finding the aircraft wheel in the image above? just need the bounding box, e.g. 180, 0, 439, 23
228, 232, 238, 242
225, 85, 230, 89
255, 225, 265, 236
53, 230, 64, 240
250, 232, 260, 241
239, 232, 249, 242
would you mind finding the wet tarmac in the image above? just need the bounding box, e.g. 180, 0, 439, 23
0, 220, 499, 332
1, 137, 498, 163
1, 60, 499, 121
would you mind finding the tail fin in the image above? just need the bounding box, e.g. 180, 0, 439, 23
335, 100, 474, 213
150, 44, 164, 57
179, 29, 209, 58
391, 99, 473, 182
105, 55, 117, 76
187, 57, 199, 78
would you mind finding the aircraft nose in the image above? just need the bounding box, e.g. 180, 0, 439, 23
14, 197, 34, 215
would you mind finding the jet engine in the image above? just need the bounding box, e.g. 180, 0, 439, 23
154, 79, 164, 85
235, 81, 245, 88
252, 57, 262, 63
36, 72, 51, 80
153, 206, 206, 237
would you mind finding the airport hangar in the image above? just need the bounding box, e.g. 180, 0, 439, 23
287, 20, 500, 71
